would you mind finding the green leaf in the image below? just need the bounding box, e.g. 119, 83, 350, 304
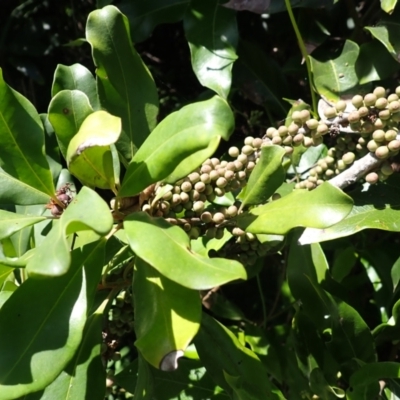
86, 5, 159, 151
0, 265, 14, 287
124, 212, 246, 290
133, 258, 201, 370
25, 305, 106, 400
184, 0, 238, 98
48, 90, 94, 159
119, 95, 234, 197
350, 362, 400, 388
238, 146, 285, 209
299, 175, 400, 244
0, 69, 54, 198
66, 110, 121, 190
0, 170, 50, 205
365, 9, 400, 63
381, 0, 398, 14
0, 244, 95, 399
392, 257, 400, 291
194, 313, 285, 399
52, 64, 100, 110
356, 41, 400, 84
27, 187, 113, 276
236, 182, 353, 235
0, 210, 46, 241
118, 0, 189, 43
233, 40, 289, 117
310, 40, 361, 102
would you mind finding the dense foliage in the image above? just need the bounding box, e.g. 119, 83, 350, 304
1, 1, 400, 399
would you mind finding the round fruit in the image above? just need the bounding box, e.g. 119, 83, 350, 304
388, 140, 400, 152
335, 100, 347, 112
373, 86, 386, 98
342, 152, 356, 165
244, 136, 254, 145
372, 129, 386, 142
375, 146, 389, 159
367, 140, 379, 152
348, 111, 360, 123
212, 212, 225, 224
278, 126, 288, 137
385, 130, 397, 141
352, 94, 364, 108
364, 93, 377, 107
306, 119, 319, 130
317, 123, 329, 135
324, 107, 336, 119
228, 146, 240, 157
300, 109, 311, 122
389, 100, 400, 113
365, 172, 379, 184
375, 97, 388, 109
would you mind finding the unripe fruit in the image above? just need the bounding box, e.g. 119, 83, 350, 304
201, 211, 213, 223
234, 160, 244, 171
193, 201, 205, 213
278, 126, 288, 137
283, 136, 293, 145
365, 172, 379, 184
162, 191, 173, 201
342, 152, 356, 165
288, 123, 300, 135
379, 109, 391, 120
224, 170, 235, 180
388, 93, 399, 102
214, 187, 225, 197
244, 136, 254, 146
300, 109, 311, 122
181, 181, 192, 192
226, 205, 238, 217
385, 130, 397, 141
317, 123, 329, 135
389, 100, 400, 113
358, 106, 369, 118
381, 162, 394, 176
337, 160, 346, 170
253, 138, 263, 148
352, 94, 364, 108
201, 164, 212, 174
211, 158, 220, 167
388, 140, 400, 152
312, 137, 323, 146
232, 227, 245, 236
361, 121, 373, 134
242, 145, 254, 155
237, 154, 248, 164
375, 146, 390, 159
189, 227, 200, 240
215, 228, 224, 240
291, 110, 302, 123
293, 133, 304, 146
348, 111, 360, 123
372, 129, 386, 142
171, 193, 181, 206
325, 169, 335, 178
306, 119, 319, 130
213, 212, 225, 224
204, 184, 214, 196
216, 177, 228, 188
194, 181, 206, 192
335, 100, 347, 112
285, 146, 294, 155
303, 136, 313, 147
272, 136, 282, 145
396, 86, 400, 96
374, 118, 386, 129
209, 170, 219, 181
266, 127, 276, 138
364, 93, 377, 106
188, 172, 200, 183
367, 140, 379, 152
306, 181, 316, 190
200, 173, 211, 184
324, 107, 336, 119
246, 161, 256, 171
206, 227, 217, 239
228, 147, 240, 158
373, 86, 386, 98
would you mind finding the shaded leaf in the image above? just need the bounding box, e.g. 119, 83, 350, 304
238, 146, 285, 209
134, 258, 201, 369
0, 69, 54, 198
52, 64, 100, 110
27, 187, 113, 277
48, 90, 94, 159
299, 175, 400, 244
119, 0, 189, 43
194, 313, 285, 399
0, 246, 92, 399
66, 110, 121, 190
119, 96, 234, 197
184, 0, 238, 98
310, 40, 361, 102
124, 212, 246, 290
237, 182, 353, 235
86, 5, 159, 151
350, 362, 400, 388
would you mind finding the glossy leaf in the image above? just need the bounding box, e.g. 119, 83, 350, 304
124, 212, 246, 290
238, 145, 285, 209
86, 5, 159, 150
0, 265, 14, 287
381, 0, 398, 14
118, 0, 189, 43
0, 69, 54, 198
119, 96, 234, 197
236, 182, 353, 235
66, 110, 121, 190
0, 246, 91, 399
299, 175, 400, 244
184, 0, 238, 98
52, 63, 100, 110
350, 362, 400, 388
365, 13, 400, 63
0, 210, 45, 240
27, 187, 113, 276
194, 312, 285, 399
48, 90, 94, 159
310, 40, 361, 102
133, 258, 201, 369
25, 307, 106, 400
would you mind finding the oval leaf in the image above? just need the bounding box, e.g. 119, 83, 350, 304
48, 90, 94, 159
0, 210, 46, 240
86, 5, 159, 150
236, 182, 353, 235
119, 95, 234, 197
134, 258, 201, 369
66, 110, 121, 190
0, 69, 54, 198
27, 187, 113, 277
52, 63, 100, 110
238, 145, 285, 209
124, 212, 246, 290
184, 0, 238, 98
